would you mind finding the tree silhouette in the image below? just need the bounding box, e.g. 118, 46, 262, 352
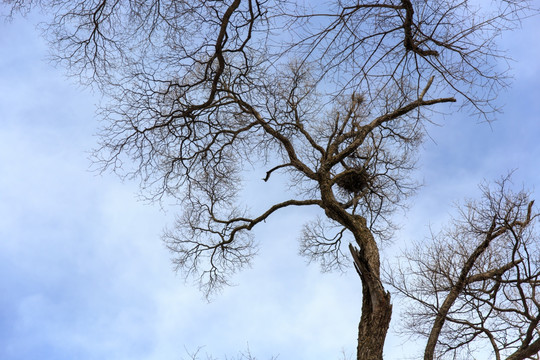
386, 175, 540, 359
3, 1, 537, 359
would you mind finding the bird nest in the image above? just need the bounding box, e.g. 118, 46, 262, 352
335, 168, 370, 194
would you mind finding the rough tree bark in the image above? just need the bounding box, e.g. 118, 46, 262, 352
319, 176, 392, 359
350, 235, 392, 360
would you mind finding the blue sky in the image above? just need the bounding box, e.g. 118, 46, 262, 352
0, 7, 539, 360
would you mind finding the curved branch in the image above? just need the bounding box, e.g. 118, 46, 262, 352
226, 91, 318, 180
226, 198, 323, 240
263, 163, 293, 182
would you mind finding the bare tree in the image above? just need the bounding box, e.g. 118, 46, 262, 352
387, 176, 540, 360
2, 1, 536, 359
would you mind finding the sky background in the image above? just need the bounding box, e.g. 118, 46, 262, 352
0, 6, 539, 360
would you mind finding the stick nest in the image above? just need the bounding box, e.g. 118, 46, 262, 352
336, 168, 370, 194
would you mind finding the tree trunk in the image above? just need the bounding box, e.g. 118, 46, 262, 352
356, 278, 392, 360
319, 183, 392, 359
349, 219, 392, 360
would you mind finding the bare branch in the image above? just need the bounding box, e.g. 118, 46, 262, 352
387, 175, 540, 360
